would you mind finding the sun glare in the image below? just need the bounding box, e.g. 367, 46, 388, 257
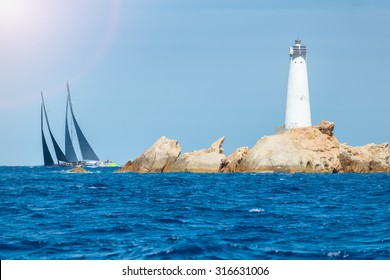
0, 0, 42, 39
0, 0, 123, 109
0, 0, 28, 25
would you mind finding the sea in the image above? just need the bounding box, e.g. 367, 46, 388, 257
0, 166, 389, 260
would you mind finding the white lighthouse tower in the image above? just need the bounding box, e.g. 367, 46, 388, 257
284, 39, 312, 129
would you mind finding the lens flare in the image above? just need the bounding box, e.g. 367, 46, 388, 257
0, 0, 123, 109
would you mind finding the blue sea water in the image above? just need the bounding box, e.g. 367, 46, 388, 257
0, 166, 389, 260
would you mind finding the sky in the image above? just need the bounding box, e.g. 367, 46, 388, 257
0, 0, 389, 166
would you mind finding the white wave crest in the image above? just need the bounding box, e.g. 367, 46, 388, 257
327, 251, 341, 257
249, 208, 265, 213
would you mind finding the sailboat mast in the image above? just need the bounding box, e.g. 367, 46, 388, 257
41, 92, 69, 164
41, 92, 52, 132
41, 93, 55, 166
67, 81, 76, 115
67, 82, 100, 162
65, 82, 79, 163
67, 81, 71, 106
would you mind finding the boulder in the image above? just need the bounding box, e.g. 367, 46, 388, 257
68, 167, 88, 173
117, 136, 181, 173
237, 122, 341, 173
318, 120, 335, 136
165, 137, 226, 173
220, 146, 249, 172
340, 143, 390, 172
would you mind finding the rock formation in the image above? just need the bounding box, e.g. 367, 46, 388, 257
68, 167, 88, 173
237, 121, 341, 173
118, 121, 390, 173
220, 146, 249, 172
318, 120, 335, 136
164, 137, 226, 173
339, 143, 390, 172
117, 136, 181, 173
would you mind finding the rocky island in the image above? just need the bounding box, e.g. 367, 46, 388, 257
117, 121, 390, 173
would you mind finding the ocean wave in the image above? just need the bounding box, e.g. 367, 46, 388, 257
249, 208, 265, 213
1, 167, 389, 260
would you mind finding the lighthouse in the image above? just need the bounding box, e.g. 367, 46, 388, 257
284, 39, 312, 129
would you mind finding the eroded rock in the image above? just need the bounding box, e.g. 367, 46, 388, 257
220, 146, 249, 172
237, 123, 341, 173
165, 137, 226, 173
340, 143, 390, 172
117, 136, 181, 173
118, 121, 390, 173
68, 167, 88, 173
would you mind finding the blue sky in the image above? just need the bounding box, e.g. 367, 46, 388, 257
1, 0, 389, 166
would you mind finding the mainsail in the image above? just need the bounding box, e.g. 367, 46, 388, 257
41, 93, 69, 164
66, 83, 99, 162
65, 88, 78, 162
41, 103, 55, 166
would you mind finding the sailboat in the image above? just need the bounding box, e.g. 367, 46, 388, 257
41, 84, 118, 167
64, 82, 118, 167
41, 92, 74, 167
